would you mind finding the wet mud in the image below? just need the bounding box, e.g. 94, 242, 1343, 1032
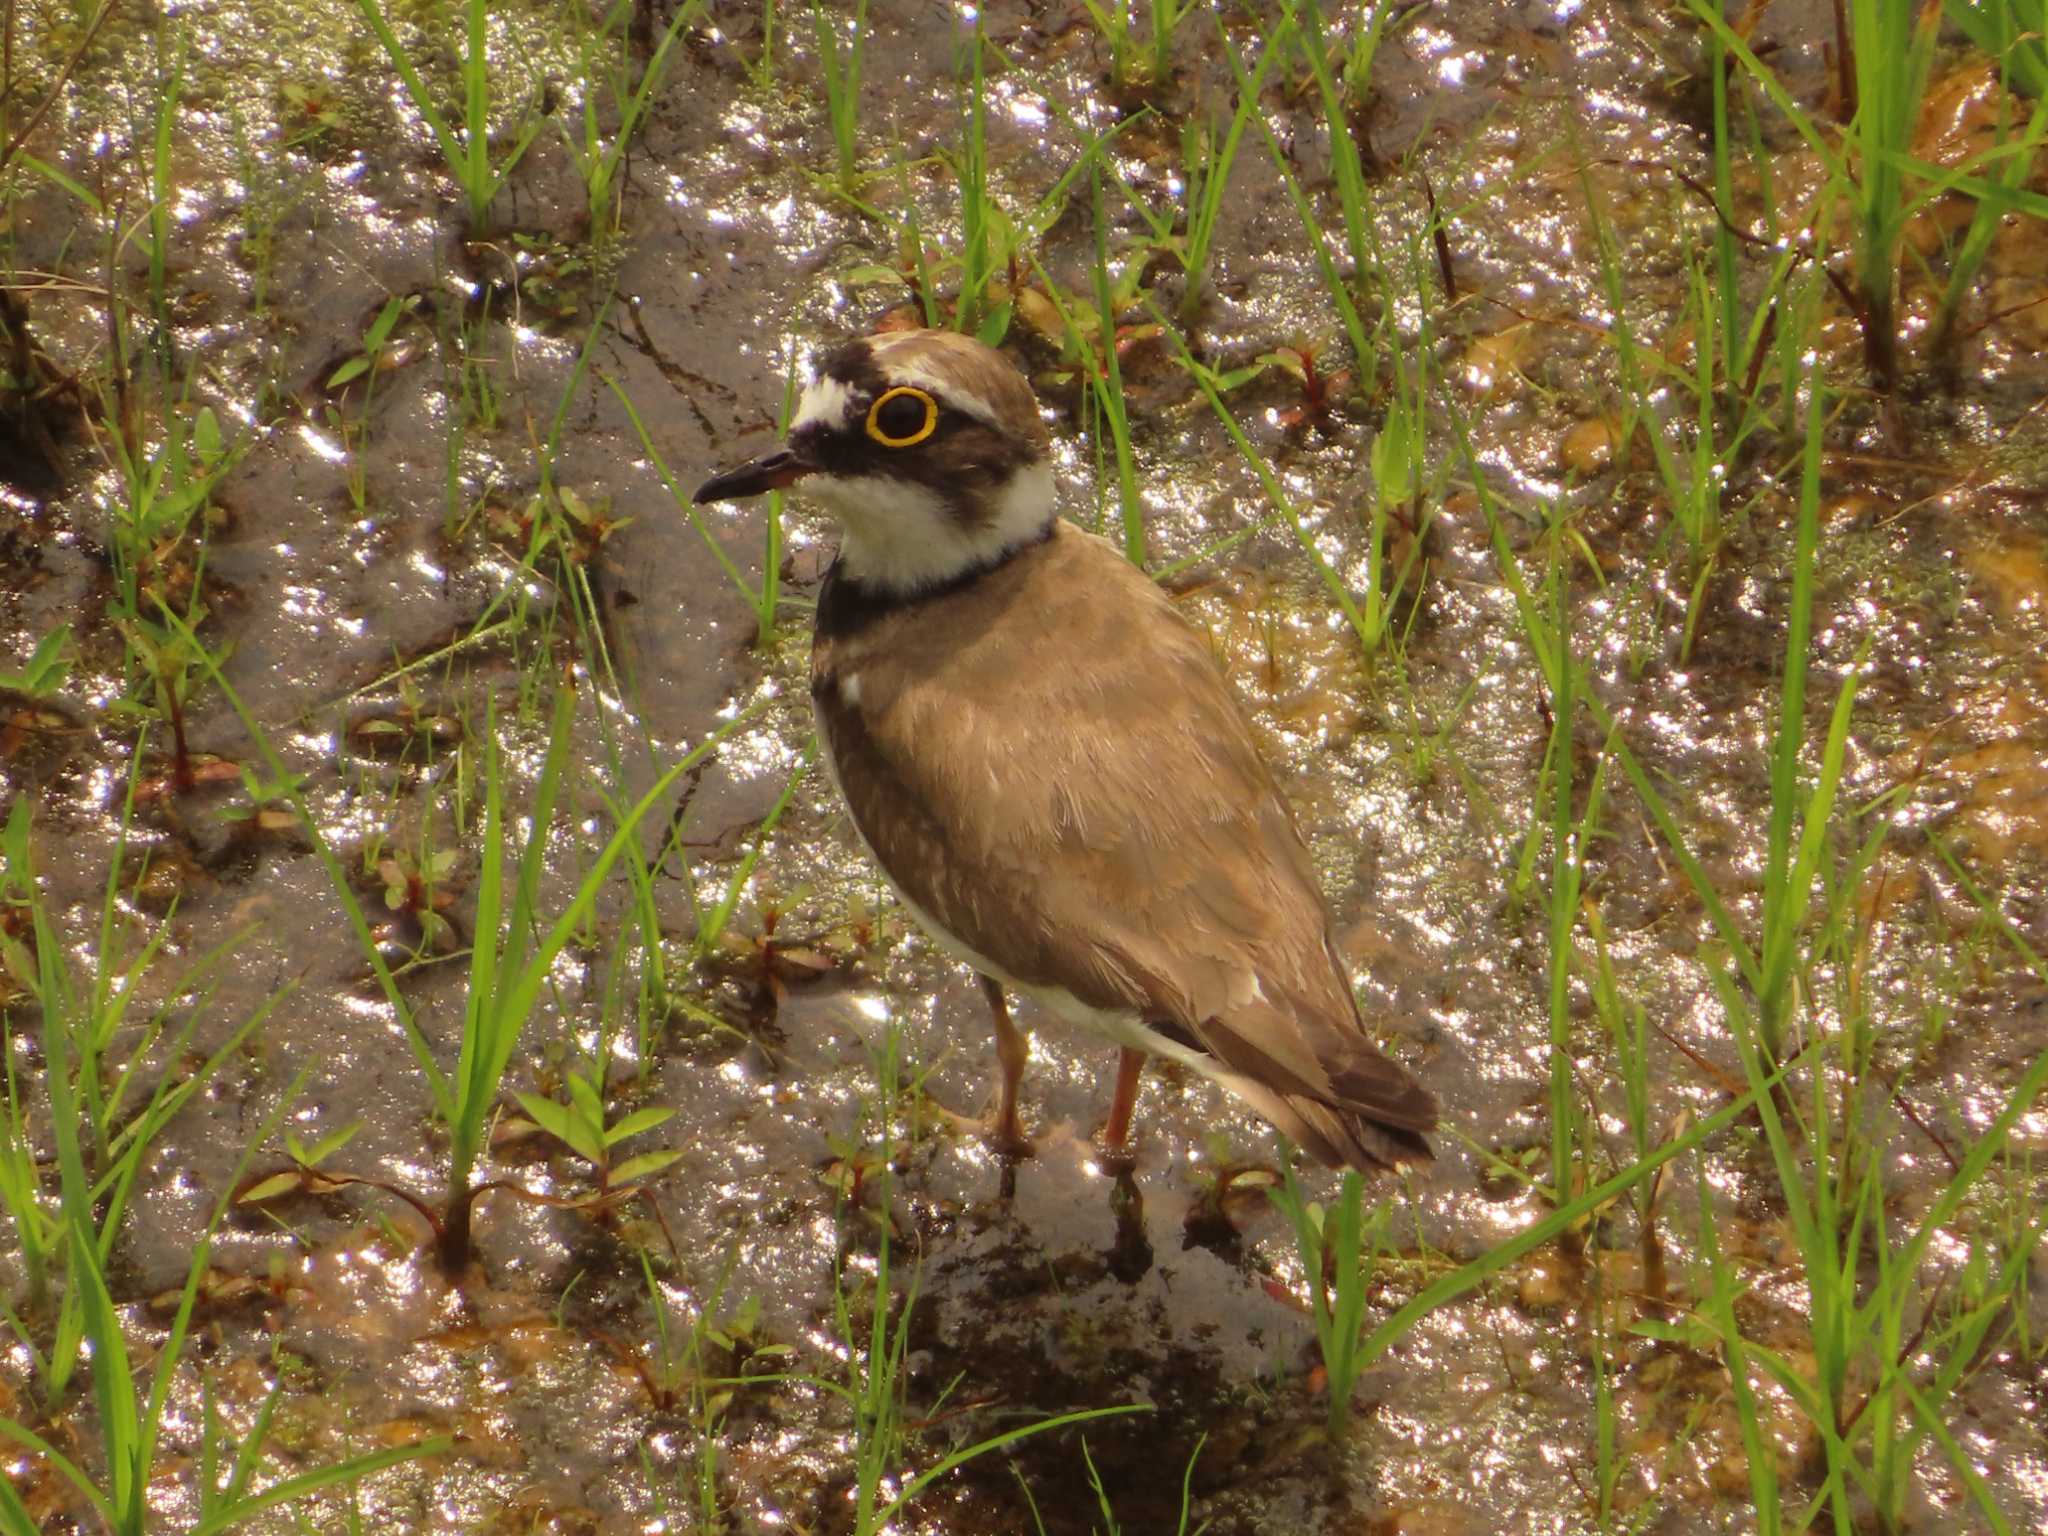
2, 0, 2046, 1532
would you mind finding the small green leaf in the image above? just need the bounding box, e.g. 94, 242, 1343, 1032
975, 300, 1013, 347
1371, 394, 1416, 506
363, 294, 406, 352
516, 1090, 604, 1164
237, 1171, 305, 1205
604, 1105, 675, 1146
566, 1071, 607, 1133
610, 1148, 685, 1185
327, 354, 371, 389
1209, 359, 1270, 392
11, 623, 73, 695
302, 1120, 365, 1167
192, 406, 223, 461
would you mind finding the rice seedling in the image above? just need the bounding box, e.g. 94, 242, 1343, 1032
350, 0, 542, 230
1019, 235, 1143, 562
0, 776, 287, 1398
1248, 107, 1377, 397
692, 1025, 1145, 1527
0, 1004, 442, 1535
169, 616, 767, 1272
1836, 0, 1942, 385
1086, 170, 1143, 563
1582, 906, 1654, 1233
814, 0, 869, 198
1947, 0, 2048, 98
1145, 0, 1196, 88
691, 740, 815, 960
937, 42, 1133, 345
1535, 562, 1586, 1211
426, 688, 714, 1270
0, 623, 72, 699
1576, 164, 1732, 562
1687, 0, 1943, 386
1455, 314, 2048, 1528
834, 1032, 1144, 1531
559, 0, 701, 241
749, 0, 781, 87
636, 1245, 759, 1527
1079, 0, 1194, 92
1928, 6, 2048, 352
1078, 0, 1137, 91
1171, 19, 1285, 319
950, 13, 1002, 343
1036, 1434, 1208, 1536
1272, 0, 1387, 396
1264, 1047, 1788, 1461
1152, 304, 1422, 658
142, 29, 185, 362
1696, 24, 1805, 414
1337, 0, 1405, 102
1266, 1159, 1385, 1437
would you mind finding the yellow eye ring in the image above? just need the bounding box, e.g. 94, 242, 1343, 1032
865, 386, 939, 448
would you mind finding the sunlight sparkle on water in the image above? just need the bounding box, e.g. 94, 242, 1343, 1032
297, 421, 347, 462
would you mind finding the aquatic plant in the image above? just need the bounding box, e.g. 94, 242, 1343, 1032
350, 0, 541, 230
1153, 304, 1424, 659
170, 625, 764, 1273
814, 0, 869, 197
0, 788, 278, 1393
512, 1066, 684, 1196
1453, 322, 2048, 1532
1273, 0, 1388, 399
1689, 0, 2044, 386
1266, 1160, 1384, 1436
1947, 0, 2048, 97
0, 624, 72, 699
560, 0, 701, 240
1089, 15, 1285, 319
325, 292, 415, 515
0, 807, 439, 1533
1078, 0, 1194, 92
1017, 182, 1145, 564
1930, 3, 2048, 351
936, 36, 1135, 345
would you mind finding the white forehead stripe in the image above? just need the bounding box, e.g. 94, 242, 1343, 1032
863, 346, 1002, 429
791, 375, 860, 433
872, 358, 999, 430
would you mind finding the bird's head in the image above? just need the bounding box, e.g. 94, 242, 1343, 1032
694, 329, 1055, 595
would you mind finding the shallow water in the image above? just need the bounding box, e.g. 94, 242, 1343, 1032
2, 1, 2046, 1532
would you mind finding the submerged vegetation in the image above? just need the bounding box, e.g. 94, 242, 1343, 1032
0, 0, 2044, 1531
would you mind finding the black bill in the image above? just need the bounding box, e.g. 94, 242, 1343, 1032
692, 445, 815, 503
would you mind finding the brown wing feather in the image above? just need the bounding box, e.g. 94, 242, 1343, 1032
814, 524, 1437, 1166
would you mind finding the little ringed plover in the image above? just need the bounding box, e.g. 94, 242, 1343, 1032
694, 328, 1436, 1172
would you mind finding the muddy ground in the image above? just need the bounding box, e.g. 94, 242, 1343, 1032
2, 0, 2046, 1532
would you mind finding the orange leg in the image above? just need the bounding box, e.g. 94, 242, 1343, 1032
1100, 1046, 1145, 1164
981, 975, 1033, 1158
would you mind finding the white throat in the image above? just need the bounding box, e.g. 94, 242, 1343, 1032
806, 460, 1056, 594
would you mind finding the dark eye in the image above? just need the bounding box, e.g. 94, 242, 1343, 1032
866, 386, 938, 447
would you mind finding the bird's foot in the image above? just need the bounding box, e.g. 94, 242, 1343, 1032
986, 1111, 1036, 1162
1091, 1127, 1138, 1175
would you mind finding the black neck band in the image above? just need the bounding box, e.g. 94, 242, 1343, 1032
814, 521, 1056, 640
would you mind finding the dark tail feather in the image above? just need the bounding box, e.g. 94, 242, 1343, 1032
1227, 1076, 1435, 1173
